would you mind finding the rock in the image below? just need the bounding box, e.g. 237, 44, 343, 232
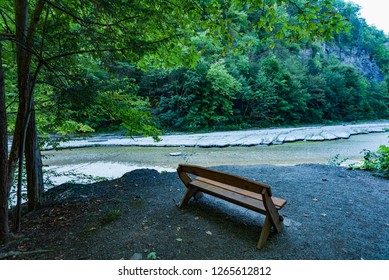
332, 132, 351, 139
305, 135, 325, 141
47, 121, 389, 149
130, 253, 143, 260
321, 132, 338, 140
169, 152, 182, 156
283, 135, 296, 142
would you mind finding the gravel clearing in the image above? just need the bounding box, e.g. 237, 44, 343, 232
1, 164, 388, 260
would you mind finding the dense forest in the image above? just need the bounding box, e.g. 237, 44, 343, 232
6, 0, 386, 137
2, 1, 388, 139
0, 0, 388, 243
137, 3, 389, 132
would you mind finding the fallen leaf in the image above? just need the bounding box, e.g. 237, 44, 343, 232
313, 198, 319, 202
176, 238, 183, 242
206, 231, 212, 235
321, 213, 327, 217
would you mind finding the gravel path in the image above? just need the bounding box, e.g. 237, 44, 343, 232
2, 164, 388, 260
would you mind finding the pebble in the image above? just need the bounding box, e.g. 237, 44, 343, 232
169, 152, 182, 156
130, 253, 143, 260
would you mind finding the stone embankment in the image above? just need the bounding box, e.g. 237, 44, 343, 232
48, 121, 389, 149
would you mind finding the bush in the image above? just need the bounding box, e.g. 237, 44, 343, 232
359, 143, 389, 178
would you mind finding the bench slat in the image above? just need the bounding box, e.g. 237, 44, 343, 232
189, 180, 269, 215
195, 177, 286, 210
178, 164, 272, 196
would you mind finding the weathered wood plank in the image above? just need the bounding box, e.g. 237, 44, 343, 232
189, 180, 268, 215
195, 177, 286, 209
178, 164, 272, 196
257, 216, 272, 250
179, 185, 200, 208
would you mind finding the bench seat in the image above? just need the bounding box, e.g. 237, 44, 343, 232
190, 177, 287, 214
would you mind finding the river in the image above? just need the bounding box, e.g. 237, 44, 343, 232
42, 131, 389, 185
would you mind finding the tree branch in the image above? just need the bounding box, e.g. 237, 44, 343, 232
44, 35, 177, 62
0, 33, 16, 40
0, 8, 14, 33
45, 0, 139, 27
5, 95, 18, 110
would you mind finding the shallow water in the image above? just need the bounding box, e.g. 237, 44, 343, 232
42, 132, 389, 184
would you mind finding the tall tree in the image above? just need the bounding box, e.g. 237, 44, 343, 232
0, 0, 347, 243
0, 42, 9, 244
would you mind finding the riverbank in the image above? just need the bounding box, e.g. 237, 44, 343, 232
45, 121, 389, 149
42, 132, 389, 185
41, 120, 389, 185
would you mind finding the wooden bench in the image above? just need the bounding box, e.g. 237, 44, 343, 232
177, 164, 287, 249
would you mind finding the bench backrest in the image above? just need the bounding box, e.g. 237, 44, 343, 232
177, 164, 272, 196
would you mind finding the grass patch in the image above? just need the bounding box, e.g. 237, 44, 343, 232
99, 209, 122, 226
129, 196, 146, 209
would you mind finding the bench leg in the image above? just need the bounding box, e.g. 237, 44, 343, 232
257, 216, 272, 250
179, 186, 199, 208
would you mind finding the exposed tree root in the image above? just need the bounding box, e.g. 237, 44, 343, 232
0, 249, 53, 259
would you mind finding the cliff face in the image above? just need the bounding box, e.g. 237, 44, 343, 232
324, 45, 384, 81
300, 41, 386, 82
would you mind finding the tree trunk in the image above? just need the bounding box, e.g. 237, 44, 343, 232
0, 44, 10, 244
8, 0, 46, 211
8, 0, 29, 194
8, 0, 30, 233
25, 101, 44, 211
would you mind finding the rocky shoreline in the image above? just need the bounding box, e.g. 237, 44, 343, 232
47, 121, 389, 149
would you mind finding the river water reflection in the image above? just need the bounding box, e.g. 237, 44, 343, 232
42, 132, 389, 184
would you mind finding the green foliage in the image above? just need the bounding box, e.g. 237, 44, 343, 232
54, 121, 95, 136
135, 0, 389, 131
155, 59, 242, 130
322, 65, 370, 121
104, 93, 161, 140
358, 144, 389, 178
147, 252, 158, 260
328, 154, 349, 166
1, 0, 384, 136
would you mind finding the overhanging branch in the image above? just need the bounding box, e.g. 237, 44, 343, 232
45, 35, 178, 62
0, 7, 14, 33
46, 0, 139, 27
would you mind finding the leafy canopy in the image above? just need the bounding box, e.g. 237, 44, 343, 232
0, 0, 348, 136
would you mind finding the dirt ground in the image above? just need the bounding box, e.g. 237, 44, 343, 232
1, 164, 388, 260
